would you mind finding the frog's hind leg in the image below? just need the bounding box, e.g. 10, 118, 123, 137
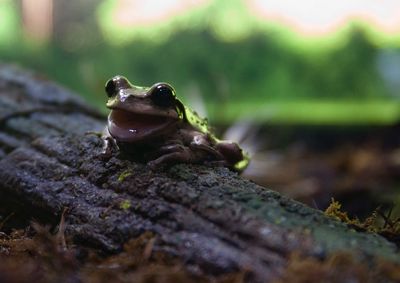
147, 145, 194, 170
189, 135, 225, 160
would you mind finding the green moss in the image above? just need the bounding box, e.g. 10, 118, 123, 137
221, 183, 400, 262
119, 200, 131, 210
118, 170, 132, 182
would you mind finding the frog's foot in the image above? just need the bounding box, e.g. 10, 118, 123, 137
147, 146, 193, 170
100, 136, 119, 159
97, 127, 119, 159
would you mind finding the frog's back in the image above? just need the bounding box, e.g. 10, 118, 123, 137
183, 105, 213, 135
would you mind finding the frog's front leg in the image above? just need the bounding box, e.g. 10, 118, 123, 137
101, 126, 119, 158
157, 143, 185, 154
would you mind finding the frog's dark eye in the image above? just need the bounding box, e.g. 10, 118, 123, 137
151, 84, 176, 107
105, 76, 130, 97
105, 79, 117, 97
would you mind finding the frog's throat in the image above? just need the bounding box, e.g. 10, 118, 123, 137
108, 109, 177, 142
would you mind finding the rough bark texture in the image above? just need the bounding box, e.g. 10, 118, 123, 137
0, 65, 399, 282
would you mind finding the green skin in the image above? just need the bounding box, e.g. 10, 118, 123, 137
102, 76, 249, 172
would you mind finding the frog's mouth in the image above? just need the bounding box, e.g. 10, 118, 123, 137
108, 109, 178, 142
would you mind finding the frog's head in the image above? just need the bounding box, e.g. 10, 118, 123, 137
105, 76, 184, 142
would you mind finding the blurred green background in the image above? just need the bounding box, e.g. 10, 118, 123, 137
1, 0, 400, 125
2, 0, 400, 216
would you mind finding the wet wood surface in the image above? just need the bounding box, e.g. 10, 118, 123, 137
0, 65, 398, 282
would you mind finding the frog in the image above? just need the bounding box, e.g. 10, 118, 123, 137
102, 75, 249, 172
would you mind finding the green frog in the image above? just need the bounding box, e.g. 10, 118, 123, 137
102, 75, 249, 172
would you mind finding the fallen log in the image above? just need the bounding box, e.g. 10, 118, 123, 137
0, 65, 399, 282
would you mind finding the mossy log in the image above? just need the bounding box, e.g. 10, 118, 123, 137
0, 65, 399, 282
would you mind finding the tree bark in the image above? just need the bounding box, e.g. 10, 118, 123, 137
0, 65, 398, 282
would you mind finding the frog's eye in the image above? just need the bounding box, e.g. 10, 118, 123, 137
105, 76, 130, 97
151, 84, 176, 107
105, 79, 117, 97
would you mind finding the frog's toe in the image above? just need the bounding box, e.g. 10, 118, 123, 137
99, 147, 113, 160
